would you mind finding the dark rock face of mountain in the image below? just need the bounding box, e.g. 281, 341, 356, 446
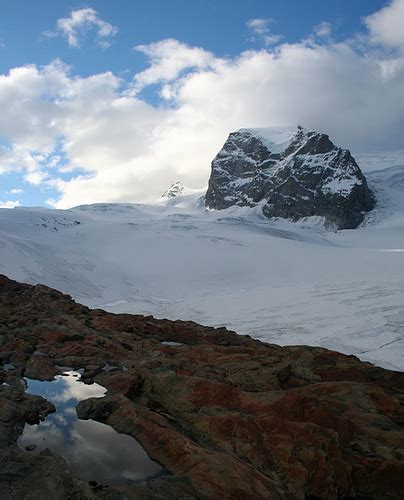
205, 126, 375, 229
1, 274, 403, 499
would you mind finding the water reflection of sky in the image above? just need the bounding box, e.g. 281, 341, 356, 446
17, 371, 163, 485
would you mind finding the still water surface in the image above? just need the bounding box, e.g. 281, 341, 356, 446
17, 370, 163, 484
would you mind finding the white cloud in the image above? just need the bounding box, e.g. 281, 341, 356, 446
247, 18, 274, 35
131, 39, 220, 95
24, 171, 47, 185
46, 8, 118, 48
365, 0, 404, 52
9, 188, 23, 194
0, 144, 43, 174
314, 22, 332, 39
0, 2, 404, 208
0, 60, 71, 152
263, 34, 283, 46
247, 17, 283, 46
0, 200, 20, 209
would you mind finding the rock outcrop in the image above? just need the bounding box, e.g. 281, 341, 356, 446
162, 181, 185, 198
0, 274, 403, 499
205, 126, 375, 229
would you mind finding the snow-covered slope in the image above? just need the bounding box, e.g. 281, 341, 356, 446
0, 152, 403, 371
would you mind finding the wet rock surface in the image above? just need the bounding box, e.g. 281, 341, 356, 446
0, 273, 403, 499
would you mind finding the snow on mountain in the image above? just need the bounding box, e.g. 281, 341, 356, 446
160, 181, 207, 210
162, 181, 185, 198
205, 126, 374, 229
237, 126, 297, 153
0, 151, 403, 371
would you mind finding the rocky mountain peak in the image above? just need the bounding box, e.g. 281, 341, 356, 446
162, 180, 185, 198
205, 126, 375, 229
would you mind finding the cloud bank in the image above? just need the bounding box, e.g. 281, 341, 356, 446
1, 0, 404, 208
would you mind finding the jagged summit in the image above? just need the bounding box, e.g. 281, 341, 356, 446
162, 180, 185, 198
205, 126, 375, 229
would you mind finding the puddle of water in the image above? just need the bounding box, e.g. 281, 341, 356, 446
17, 370, 164, 485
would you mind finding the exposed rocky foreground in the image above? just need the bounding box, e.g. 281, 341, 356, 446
205, 126, 374, 229
0, 274, 403, 499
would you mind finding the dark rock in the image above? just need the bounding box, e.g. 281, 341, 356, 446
23, 395, 55, 425
24, 444, 36, 451
76, 397, 118, 421
24, 354, 54, 381
0, 448, 92, 499
277, 363, 292, 383
205, 126, 375, 229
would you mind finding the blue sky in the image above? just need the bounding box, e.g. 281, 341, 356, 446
0, 1, 385, 77
1, 0, 403, 208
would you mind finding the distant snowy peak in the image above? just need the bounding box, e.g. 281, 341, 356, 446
162, 181, 185, 198
159, 181, 206, 209
205, 125, 375, 229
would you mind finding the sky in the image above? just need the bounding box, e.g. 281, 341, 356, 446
0, 0, 404, 208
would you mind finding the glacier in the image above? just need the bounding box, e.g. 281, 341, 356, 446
0, 150, 403, 371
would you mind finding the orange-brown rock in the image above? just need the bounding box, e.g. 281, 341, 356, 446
0, 274, 403, 499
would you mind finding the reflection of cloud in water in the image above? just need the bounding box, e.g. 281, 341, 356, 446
18, 371, 163, 484
27, 371, 106, 406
